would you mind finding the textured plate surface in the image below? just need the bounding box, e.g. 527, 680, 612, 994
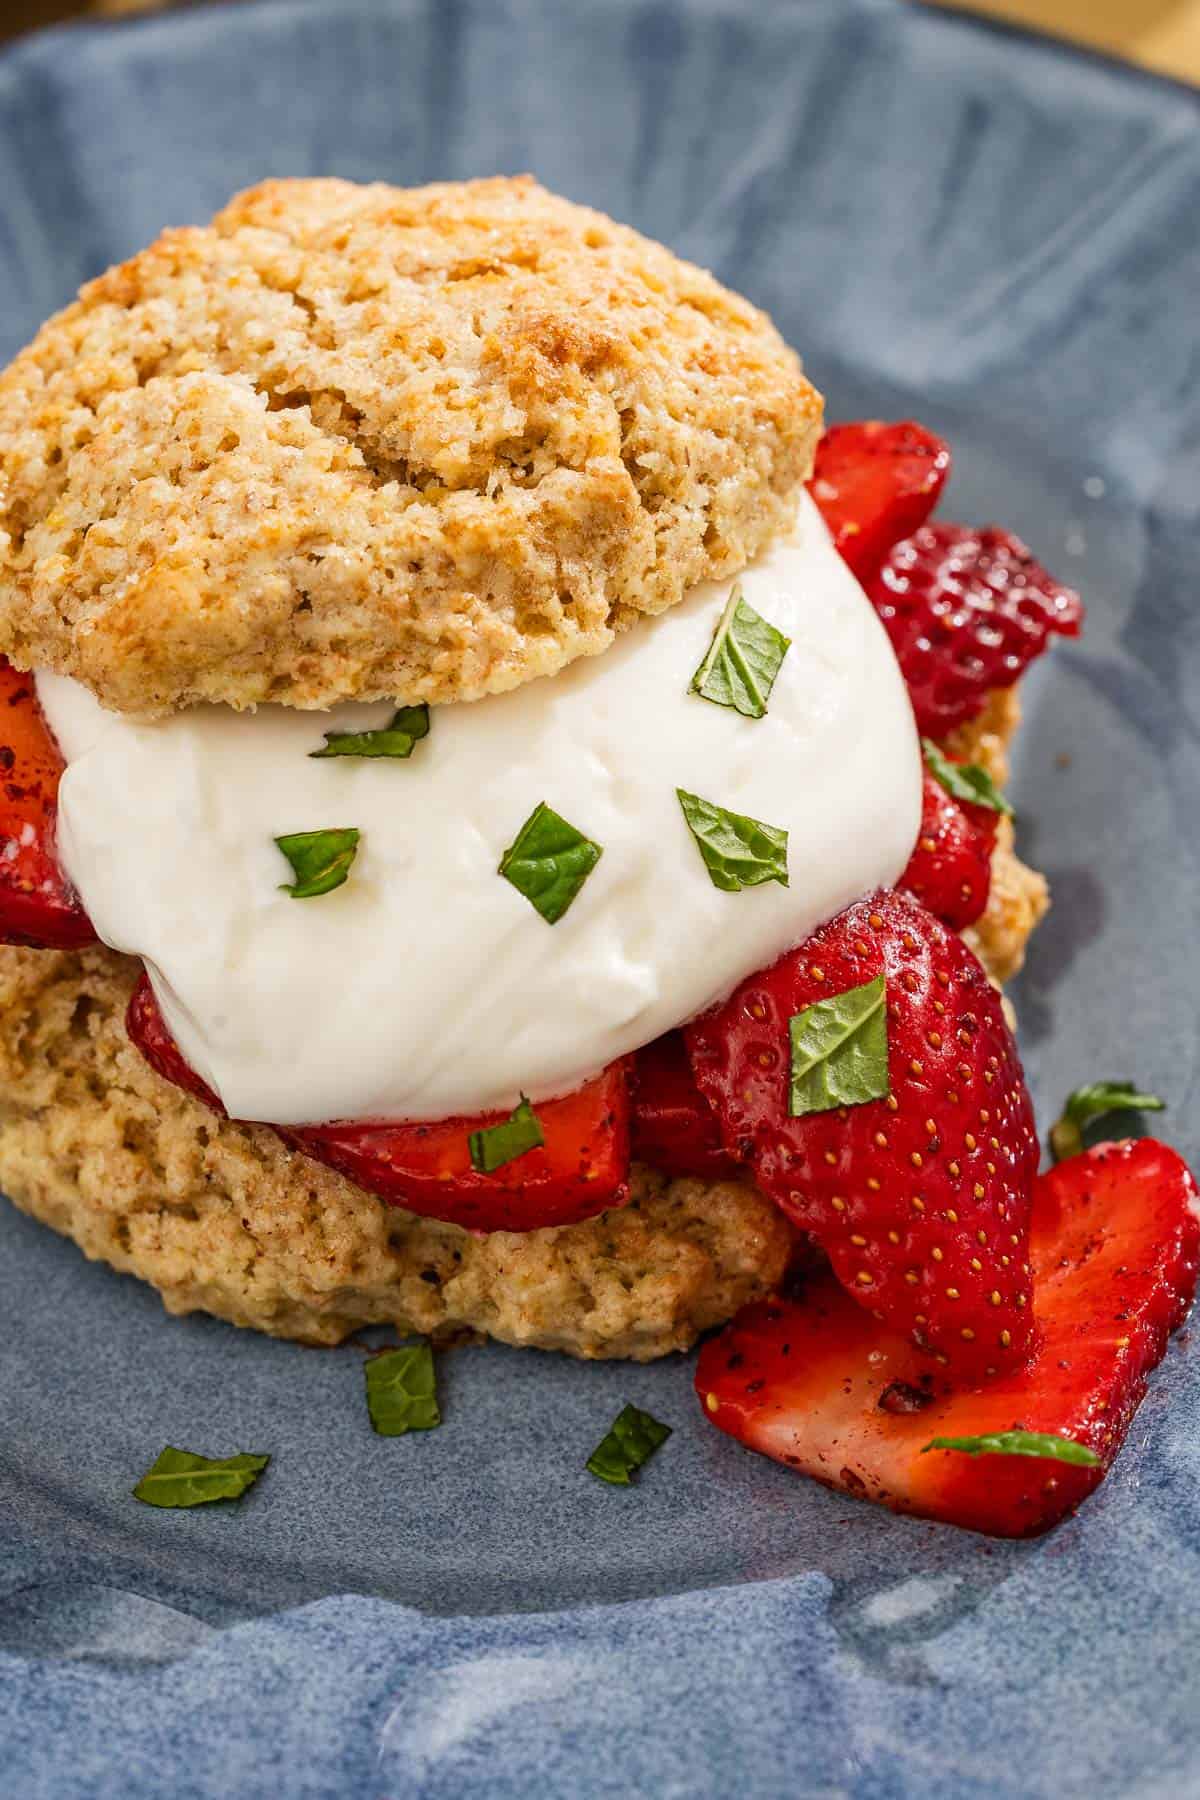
1, 0, 1199, 1794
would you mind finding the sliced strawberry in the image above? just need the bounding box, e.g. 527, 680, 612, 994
298, 1068, 631, 1233
807, 420, 951, 581
898, 770, 996, 929
0, 658, 95, 949
126, 974, 222, 1109
630, 1031, 742, 1181
696, 1139, 1200, 1537
126, 974, 632, 1232
685, 890, 1039, 1377
867, 523, 1083, 737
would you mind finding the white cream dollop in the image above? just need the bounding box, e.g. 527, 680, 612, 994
39, 491, 922, 1127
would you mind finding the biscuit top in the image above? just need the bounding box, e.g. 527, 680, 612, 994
0, 176, 821, 716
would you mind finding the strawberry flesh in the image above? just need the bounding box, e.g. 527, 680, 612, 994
867, 523, 1083, 737
630, 1031, 742, 1181
696, 1138, 1200, 1537
0, 658, 96, 949
808, 420, 951, 582
126, 974, 632, 1232
898, 770, 996, 930
685, 889, 1039, 1377
126, 975, 223, 1110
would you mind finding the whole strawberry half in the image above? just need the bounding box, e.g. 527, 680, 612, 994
696, 1138, 1199, 1537
899, 770, 996, 929
807, 420, 951, 581
684, 889, 1039, 1377
867, 523, 1083, 737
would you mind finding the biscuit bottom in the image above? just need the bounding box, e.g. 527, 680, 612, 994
0, 693, 1046, 1359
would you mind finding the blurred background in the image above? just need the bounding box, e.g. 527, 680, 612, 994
1, 0, 1196, 82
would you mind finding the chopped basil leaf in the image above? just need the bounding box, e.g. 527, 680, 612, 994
311, 704, 430, 760
498, 801, 602, 924
676, 789, 788, 892
789, 972, 889, 1116
1049, 1079, 1166, 1163
922, 1430, 1100, 1468
275, 827, 360, 898
586, 1404, 672, 1485
365, 1343, 441, 1437
133, 1446, 269, 1508
690, 583, 791, 720
921, 739, 1013, 817
468, 1096, 545, 1173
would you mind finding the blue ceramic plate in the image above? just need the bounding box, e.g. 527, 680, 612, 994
1, 1, 1198, 1793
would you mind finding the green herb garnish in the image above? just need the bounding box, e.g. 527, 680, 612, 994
132, 1446, 270, 1508
789, 972, 889, 1117
921, 739, 1013, 817
310, 704, 430, 760
365, 1344, 441, 1437
922, 1430, 1100, 1467
676, 789, 788, 892
586, 1404, 672, 1486
275, 827, 360, 898
1049, 1080, 1166, 1163
498, 801, 602, 924
467, 1096, 545, 1174
690, 583, 791, 720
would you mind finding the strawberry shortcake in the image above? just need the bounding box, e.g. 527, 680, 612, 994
0, 177, 1191, 1537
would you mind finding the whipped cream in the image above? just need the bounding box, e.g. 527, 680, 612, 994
39, 491, 922, 1127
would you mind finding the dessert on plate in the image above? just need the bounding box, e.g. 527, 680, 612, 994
0, 175, 1192, 1536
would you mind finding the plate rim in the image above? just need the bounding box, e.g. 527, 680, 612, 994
2, 0, 1197, 112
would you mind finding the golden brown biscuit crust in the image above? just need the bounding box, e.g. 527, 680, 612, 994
0, 176, 821, 717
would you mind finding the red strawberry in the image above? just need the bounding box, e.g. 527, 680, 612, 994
867, 523, 1083, 736
696, 1138, 1199, 1537
899, 770, 996, 929
807, 420, 950, 581
630, 1031, 742, 1181
0, 657, 95, 950
126, 975, 632, 1232
126, 976, 223, 1110
684, 890, 1039, 1377
297, 1077, 630, 1233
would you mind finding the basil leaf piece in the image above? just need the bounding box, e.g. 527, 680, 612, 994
365, 1344, 441, 1437
921, 739, 1013, 817
1049, 1079, 1166, 1163
468, 1096, 545, 1173
133, 1446, 270, 1508
310, 704, 430, 760
676, 789, 788, 892
498, 801, 602, 924
586, 1404, 672, 1486
922, 1430, 1100, 1468
275, 827, 360, 898
789, 972, 889, 1117
690, 583, 791, 720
